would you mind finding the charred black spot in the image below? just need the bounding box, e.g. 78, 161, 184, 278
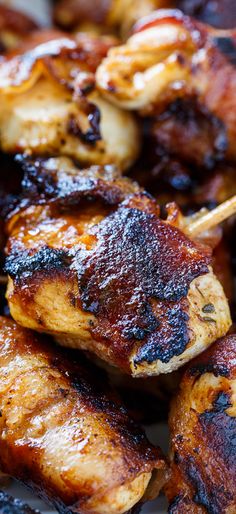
0, 491, 39, 514
5, 247, 71, 284
199, 392, 236, 471
202, 303, 215, 313
168, 493, 192, 513
182, 392, 236, 514
72, 199, 209, 368
134, 304, 189, 364
19, 157, 138, 208
68, 101, 101, 144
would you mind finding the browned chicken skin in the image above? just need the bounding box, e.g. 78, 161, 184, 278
97, 10, 236, 166
5, 157, 231, 376
166, 334, 236, 513
0, 30, 139, 170
0, 316, 167, 514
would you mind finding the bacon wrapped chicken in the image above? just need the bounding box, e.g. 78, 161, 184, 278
0, 315, 167, 514
166, 334, 236, 513
0, 30, 139, 170
5, 157, 231, 376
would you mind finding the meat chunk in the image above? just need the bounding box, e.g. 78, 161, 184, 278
166, 334, 236, 513
0, 316, 167, 514
0, 30, 139, 170
5, 158, 231, 376
96, 10, 236, 164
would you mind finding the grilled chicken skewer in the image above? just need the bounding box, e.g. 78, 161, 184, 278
0, 315, 167, 514
166, 334, 236, 513
187, 194, 236, 237
0, 30, 139, 170
5, 157, 231, 377
0, 491, 40, 514
96, 9, 236, 165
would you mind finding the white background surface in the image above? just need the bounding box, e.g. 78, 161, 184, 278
0, 1, 169, 512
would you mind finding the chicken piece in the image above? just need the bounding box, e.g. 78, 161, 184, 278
0, 30, 139, 170
5, 157, 231, 377
0, 491, 40, 514
212, 238, 234, 304
0, 5, 38, 53
166, 334, 236, 513
0, 316, 167, 514
96, 10, 236, 163
150, 97, 228, 170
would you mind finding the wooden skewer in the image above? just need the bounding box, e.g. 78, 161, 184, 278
187, 195, 236, 237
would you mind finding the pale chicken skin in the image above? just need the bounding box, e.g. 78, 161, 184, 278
5, 157, 231, 377
0, 30, 139, 170
166, 334, 236, 513
0, 316, 167, 514
96, 10, 236, 164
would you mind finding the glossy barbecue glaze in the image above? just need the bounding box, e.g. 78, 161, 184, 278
166, 335, 236, 513
5, 158, 231, 376
0, 30, 139, 170
96, 10, 236, 164
0, 316, 167, 514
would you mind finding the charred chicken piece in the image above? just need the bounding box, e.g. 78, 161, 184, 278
0, 491, 40, 514
0, 5, 38, 53
97, 9, 236, 164
0, 30, 139, 170
0, 315, 167, 514
166, 334, 236, 513
5, 157, 231, 377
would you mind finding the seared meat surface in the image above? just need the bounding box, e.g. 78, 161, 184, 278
5, 158, 231, 376
0, 316, 167, 514
97, 10, 236, 165
166, 334, 236, 513
0, 30, 139, 170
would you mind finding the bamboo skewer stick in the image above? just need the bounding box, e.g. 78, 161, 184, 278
187, 195, 236, 237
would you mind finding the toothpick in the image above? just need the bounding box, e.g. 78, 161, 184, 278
187, 195, 236, 237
